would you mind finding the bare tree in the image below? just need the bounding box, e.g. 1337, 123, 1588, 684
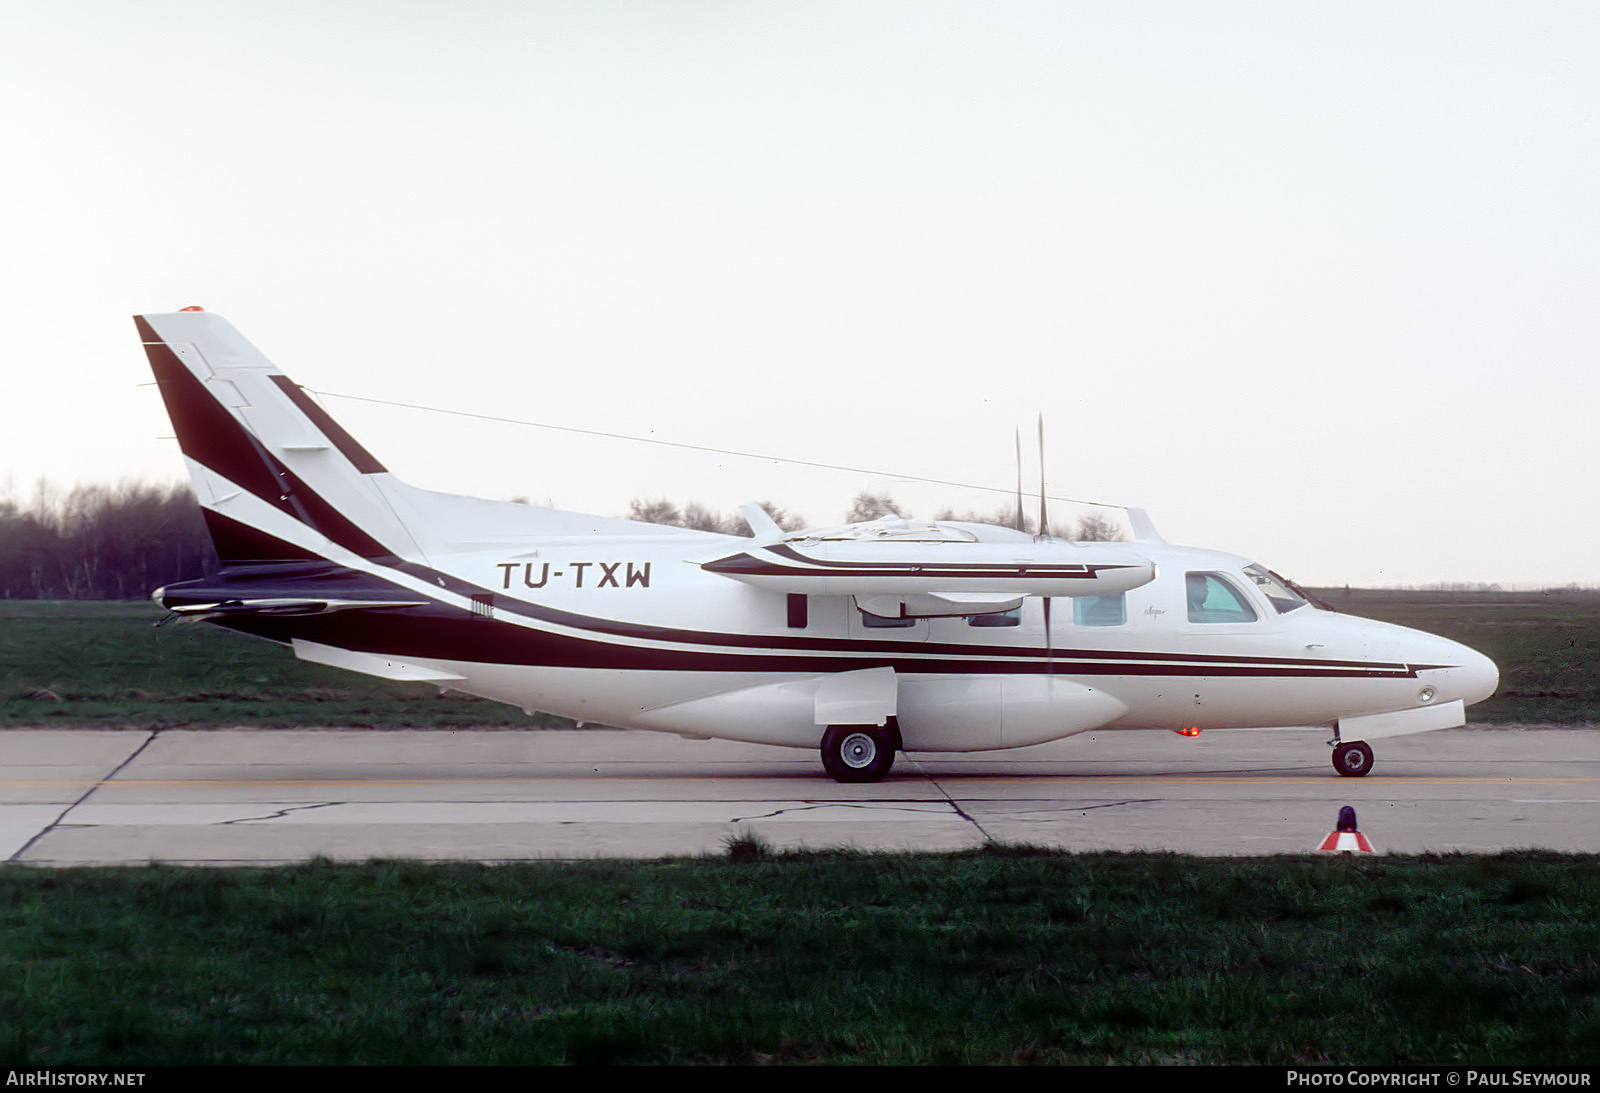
681, 502, 742, 535
934, 503, 1026, 531
0, 479, 215, 599
845, 491, 905, 523
626, 498, 682, 527
625, 498, 800, 535
1071, 512, 1125, 542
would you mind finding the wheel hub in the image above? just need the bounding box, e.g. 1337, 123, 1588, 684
840, 732, 877, 768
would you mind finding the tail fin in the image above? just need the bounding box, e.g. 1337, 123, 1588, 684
138, 310, 426, 566
140, 309, 724, 573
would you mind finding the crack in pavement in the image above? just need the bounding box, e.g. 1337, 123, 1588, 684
223, 802, 343, 825
729, 801, 960, 823
901, 754, 999, 842
8, 730, 158, 863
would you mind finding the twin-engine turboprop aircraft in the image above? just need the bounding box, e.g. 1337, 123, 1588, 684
139, 309, 1498, 782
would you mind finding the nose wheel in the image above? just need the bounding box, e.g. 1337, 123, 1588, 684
821, 724, 897, 783
1332, 740, 1374, 778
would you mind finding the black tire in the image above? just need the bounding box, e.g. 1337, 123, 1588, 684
1332, 741, 1374, 778
820, 724, 896, 783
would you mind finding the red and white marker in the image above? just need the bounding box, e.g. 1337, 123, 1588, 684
1317, 805, 1374, 853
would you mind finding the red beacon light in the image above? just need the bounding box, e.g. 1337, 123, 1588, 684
179, 305, 205, 312
1174, 726, 1202, 737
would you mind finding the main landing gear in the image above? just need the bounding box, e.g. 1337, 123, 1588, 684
820, 723, 899, 783
1332, 740, 1374, 778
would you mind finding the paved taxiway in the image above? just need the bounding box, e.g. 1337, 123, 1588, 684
3, 726, 1597, 864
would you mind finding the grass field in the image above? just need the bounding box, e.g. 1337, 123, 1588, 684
1311, 587, 1600, 724
4, 592, 1598, 727
0, 601, 562, 728
3, 848, 1597, 1065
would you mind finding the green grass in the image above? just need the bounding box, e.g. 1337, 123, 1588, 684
1314, 587, 1600, 723
2, 849, 1597, 1065
0, 601, 565, 728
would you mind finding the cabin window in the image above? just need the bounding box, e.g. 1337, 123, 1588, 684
787, 593, 808, 628
1185, 572, 1259, 623
859, 610, 915, 628
968, 608, 1021, 627
1073, 593, 1126, 627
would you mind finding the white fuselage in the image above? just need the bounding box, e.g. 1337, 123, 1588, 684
346, 532, 1497, 753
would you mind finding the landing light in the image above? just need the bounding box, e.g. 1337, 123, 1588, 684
1417, 686, 1436, 704
1175, 726, 1202, 737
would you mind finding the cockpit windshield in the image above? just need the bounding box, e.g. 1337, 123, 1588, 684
1243, 564, 1309, 614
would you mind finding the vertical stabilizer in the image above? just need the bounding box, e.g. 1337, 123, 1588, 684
138, 310, 425, 566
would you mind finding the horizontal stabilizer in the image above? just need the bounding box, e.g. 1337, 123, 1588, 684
292, 639, 466, 682
167, 598, 427, 620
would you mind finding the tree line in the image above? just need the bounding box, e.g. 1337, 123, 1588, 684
1, 481, 216, 600
2, 483, 1122, 600
629, 490, 1124, 541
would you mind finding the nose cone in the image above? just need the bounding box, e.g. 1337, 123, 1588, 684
1312, 612, 1498, 710
1411, 630, 1498, 709
1448, 641, 1499, 708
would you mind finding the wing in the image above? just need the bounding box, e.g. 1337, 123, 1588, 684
702, 517, 1155, 618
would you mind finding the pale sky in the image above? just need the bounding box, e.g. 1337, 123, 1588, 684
3, 2, 1597, 588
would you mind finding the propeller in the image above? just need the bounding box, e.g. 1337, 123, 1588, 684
1014, 428, 1025, 533
1036, 413, 1054, 672
1037, 413, 1049, 541
1010, 416, 1060, 672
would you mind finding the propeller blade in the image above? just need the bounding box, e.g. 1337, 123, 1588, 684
1037, 413, 1049, 539
1014, 428, 1025, 533
1043, 596, 1054, 673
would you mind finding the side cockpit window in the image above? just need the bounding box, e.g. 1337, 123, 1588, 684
1185, 572, 1258, 624
1243, 563, 1309, 614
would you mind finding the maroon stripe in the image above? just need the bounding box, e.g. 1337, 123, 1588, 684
138, 316, 394, 562
139, 318, 298, 521
269, 375, 387, 473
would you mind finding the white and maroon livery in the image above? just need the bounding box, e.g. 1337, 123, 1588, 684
140, 310, 1497, 782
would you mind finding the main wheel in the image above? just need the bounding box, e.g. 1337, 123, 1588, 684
820, 724, 896, 783
1332, 741, 1374, 778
